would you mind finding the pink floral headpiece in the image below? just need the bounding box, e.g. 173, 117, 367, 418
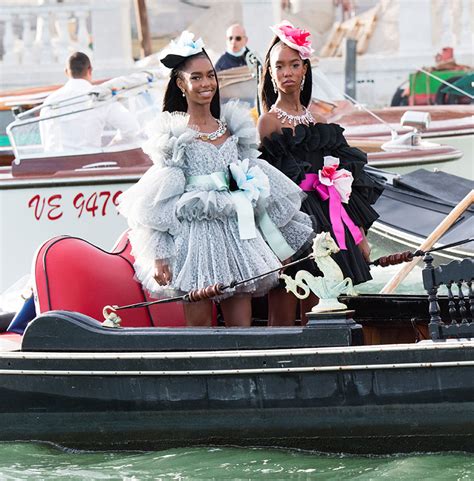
269, 20, 313, 60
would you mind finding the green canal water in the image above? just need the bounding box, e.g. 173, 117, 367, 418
0, 443, 472, 480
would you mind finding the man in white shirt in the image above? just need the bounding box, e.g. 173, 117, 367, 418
40, 52, 140, 153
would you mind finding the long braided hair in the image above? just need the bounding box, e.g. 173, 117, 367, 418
162, 49, 221, 118
259, 37, 312, 113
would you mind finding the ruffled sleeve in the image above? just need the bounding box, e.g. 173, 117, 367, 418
223, 102, 314, 258
260, 128, 309, 185
255, 159, 314, 257
141, 111, 195, 168
117, 112, 193, 288
221, 99, 262, 163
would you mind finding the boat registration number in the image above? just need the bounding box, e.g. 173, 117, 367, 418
28, 190, 123, 221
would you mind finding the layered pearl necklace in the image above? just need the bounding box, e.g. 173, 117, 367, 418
195, 119, 227, 141
271, 105, 315, 127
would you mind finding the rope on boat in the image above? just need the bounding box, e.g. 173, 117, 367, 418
370, 237, 473, 267
102, 238, 473, 324
102, 254, 313, 323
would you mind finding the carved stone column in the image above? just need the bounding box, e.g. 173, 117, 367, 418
35, 11, 55, 64
90, 0, 133, 69
1, 14, 18, 65
75, 10, 92, 57
54, 10, 71, 65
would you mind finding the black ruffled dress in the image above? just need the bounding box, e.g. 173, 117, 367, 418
260, 123, 384, 285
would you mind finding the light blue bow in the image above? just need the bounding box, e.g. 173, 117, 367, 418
228, 159, 270, 239
186, 164, 295, 261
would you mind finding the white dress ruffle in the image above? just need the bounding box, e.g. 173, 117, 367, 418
118, 101, 314, 299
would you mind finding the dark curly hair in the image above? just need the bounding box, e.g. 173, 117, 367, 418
259, 37, 312, 113
162, 49, 221, 118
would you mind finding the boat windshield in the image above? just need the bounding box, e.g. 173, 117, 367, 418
7, 73, 165, 163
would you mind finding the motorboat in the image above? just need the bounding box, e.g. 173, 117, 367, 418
340, 105, 473, 178
0, 71, 165, 293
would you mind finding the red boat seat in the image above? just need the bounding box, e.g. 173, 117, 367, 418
32, 232, 195, 328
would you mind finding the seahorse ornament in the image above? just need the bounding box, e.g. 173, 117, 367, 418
280, 232, 358, 313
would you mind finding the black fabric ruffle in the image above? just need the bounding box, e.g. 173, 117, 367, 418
260, 123, 385, 285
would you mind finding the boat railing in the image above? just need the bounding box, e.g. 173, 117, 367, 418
423, 253, 474, 340
6, 71, 165, 164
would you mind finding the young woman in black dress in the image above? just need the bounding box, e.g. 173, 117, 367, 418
257, 21, 383, 326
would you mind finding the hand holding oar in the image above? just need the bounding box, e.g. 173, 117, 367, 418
379, 189, 474, 294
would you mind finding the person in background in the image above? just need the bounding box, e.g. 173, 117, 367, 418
40, 51, 140, 153
215, 23, 250, 72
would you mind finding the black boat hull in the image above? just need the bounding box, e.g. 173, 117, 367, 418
1, 306, 473, 453
1, 315, 473, 453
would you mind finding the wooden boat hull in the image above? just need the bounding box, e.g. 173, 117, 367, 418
0, 310, 472, 453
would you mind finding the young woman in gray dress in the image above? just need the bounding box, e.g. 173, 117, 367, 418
119, 32, 314, 327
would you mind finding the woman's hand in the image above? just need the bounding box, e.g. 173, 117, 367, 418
153, 259, 172, 286
358, 228, 371, 263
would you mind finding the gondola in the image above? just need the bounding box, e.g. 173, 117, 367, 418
0, 231, 472, 454
369, 167, 474, 261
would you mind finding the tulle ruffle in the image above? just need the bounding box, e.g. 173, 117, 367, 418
133, 215, 281, 299
142, 111, 195, 168
118, 165, 185, 262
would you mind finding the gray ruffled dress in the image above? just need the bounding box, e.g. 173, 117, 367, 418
118, 101, 314, 299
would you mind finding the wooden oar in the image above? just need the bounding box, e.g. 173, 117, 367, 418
380, 189, 474, 294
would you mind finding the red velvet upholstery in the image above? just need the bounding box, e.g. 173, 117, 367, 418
33, 232, 190, 328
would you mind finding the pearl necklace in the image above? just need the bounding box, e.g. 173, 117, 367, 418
271, 105, 315, 127
195, 119, 227, 141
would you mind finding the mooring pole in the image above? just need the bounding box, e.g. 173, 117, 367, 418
134, 0, 152, 58
344, 38, 357, 100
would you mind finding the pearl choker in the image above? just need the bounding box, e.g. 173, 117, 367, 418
271, 105, 315, 127
195, 119, 227, 141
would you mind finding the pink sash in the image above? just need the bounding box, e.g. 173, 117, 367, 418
299, 173, 362, 250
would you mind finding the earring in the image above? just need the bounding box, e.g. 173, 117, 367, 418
300, 75, 305, 91
181, 90, 186, 97
271, 78, 277, 94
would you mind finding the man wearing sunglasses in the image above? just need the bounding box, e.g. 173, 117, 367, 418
215, 23, 250, 72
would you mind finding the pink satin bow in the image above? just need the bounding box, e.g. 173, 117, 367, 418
299, 168, 362, 250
